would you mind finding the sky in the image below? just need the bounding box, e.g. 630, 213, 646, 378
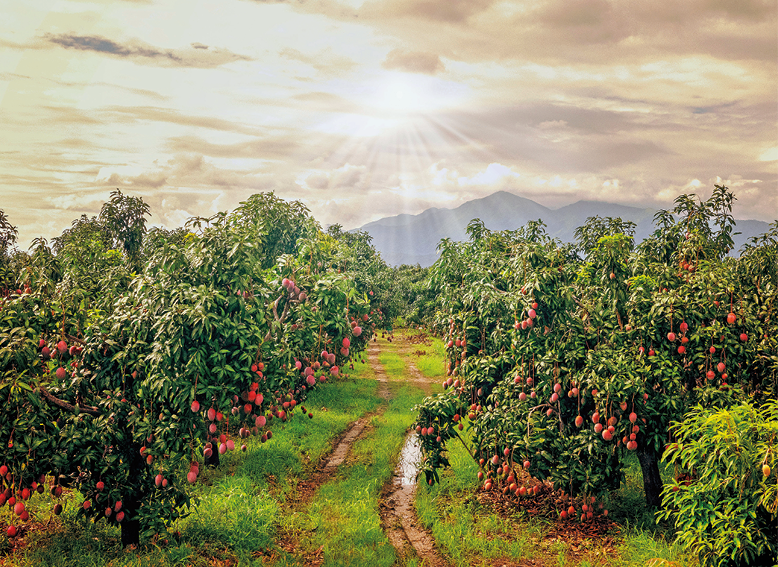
1, 0, 776, 249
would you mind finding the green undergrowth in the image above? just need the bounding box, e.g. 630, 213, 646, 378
271, 379, 429, 566
1, 360, 382, 566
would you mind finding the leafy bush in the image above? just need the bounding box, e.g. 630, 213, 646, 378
658, 400, 778, 566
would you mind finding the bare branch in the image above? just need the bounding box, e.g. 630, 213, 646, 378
39, 387, 101, 416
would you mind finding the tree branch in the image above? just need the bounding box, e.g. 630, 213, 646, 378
39, 387, 101, 416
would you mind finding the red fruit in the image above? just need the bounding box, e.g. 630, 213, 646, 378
57, 340, 67, 354
629, 412, 637, 423
710, 346, 716, 354
155, 474, 163, 488
105, 507, 112, 517
55, 367, 67, 380
7, 525, 17, 537
575, 415, 584, 427
740, 333, 748, 342
560, 511, 568, 520
679, 322, 688, 332
21, 488, 30, 500
717, 362, 725, 373
207, 407, 216, 421
602, 430, 613, 441
677, 346, 686, 354
706, 370, 715, 380
727, 312, 736, 324
96, 481, 104, 492
523, 460, 531, 469
648, 349, 655, 356
114, 500, 122, 512
592, 411, 600, 423
53, 503, 63, 515
667, 332, 676, 342
0, 465, 6, 476
14, 501, 25, 516
594, 423, 603, 433
116, 511, 125, 522
83, 500, 91, 510
568, 506, 575, 516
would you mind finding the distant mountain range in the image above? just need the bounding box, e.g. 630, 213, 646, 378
355, 191, 771, 267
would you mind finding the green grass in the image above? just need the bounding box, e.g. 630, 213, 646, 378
412, 334, 447, 380
273, 382, 428, 567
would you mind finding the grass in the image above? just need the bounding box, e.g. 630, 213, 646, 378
278, 383, 428, 567
412, 334, 447, 380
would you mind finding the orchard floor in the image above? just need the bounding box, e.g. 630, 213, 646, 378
0, 330, 694, 567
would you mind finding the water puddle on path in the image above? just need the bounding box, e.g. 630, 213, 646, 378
381, 432, 450, 566
397, 432, 421, 485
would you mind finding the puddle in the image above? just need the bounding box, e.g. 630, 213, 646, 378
381, 432, 450, 566
397, 433, 421, 485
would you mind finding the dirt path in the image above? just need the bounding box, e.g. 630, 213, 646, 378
286, 362, 391, 508
371, 338, 452, 567
279, 335, 449, 566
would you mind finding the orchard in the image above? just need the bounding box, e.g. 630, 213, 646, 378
413, 186, 777, 562
0, 192, 384, 546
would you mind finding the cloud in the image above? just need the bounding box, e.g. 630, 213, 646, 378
45, 33, 252, 68
279, 47, 356, 75
300, 163, 370, 191
381, 48, 444, 74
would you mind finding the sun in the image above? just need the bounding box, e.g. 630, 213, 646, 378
369, 72, 461, 117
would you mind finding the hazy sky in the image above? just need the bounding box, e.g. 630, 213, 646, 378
1, 0, 776, 248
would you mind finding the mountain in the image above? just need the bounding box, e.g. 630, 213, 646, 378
356, 191, 772, 267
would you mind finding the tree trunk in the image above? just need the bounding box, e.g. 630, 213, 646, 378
121, 517, 140, 547
636, 444, 663, 508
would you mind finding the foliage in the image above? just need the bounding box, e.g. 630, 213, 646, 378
658, 400, 778, 566
0, 192, 378, 544
412, 186, 777, 525
0, 209, 19, 292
